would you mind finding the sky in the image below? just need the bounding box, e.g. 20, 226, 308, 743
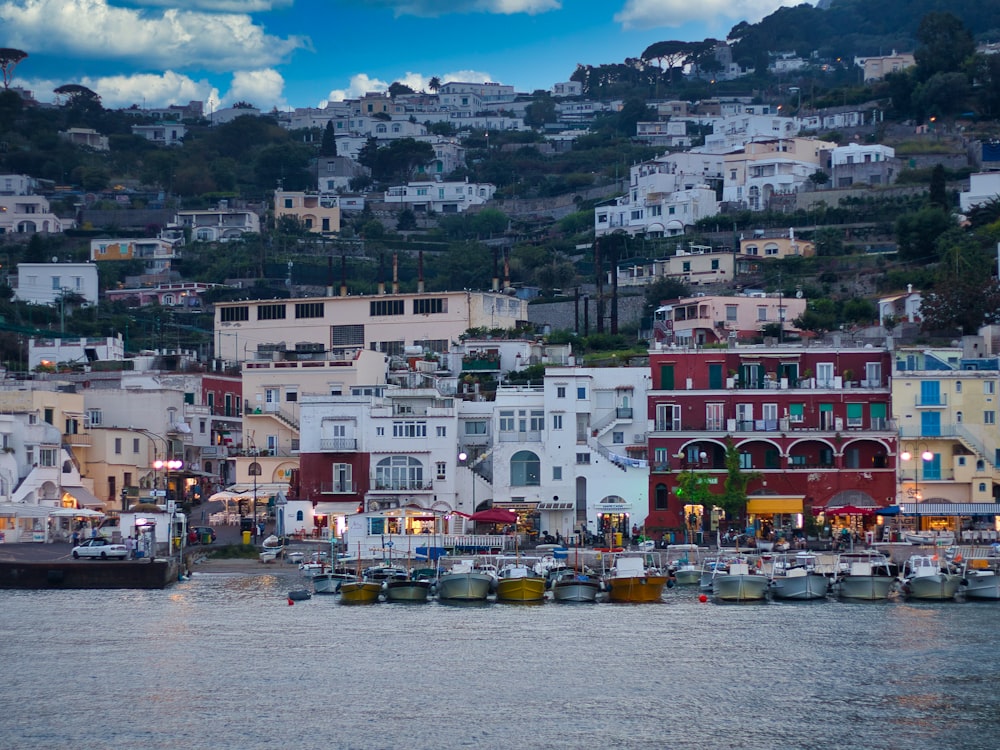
1, 0, 813, 112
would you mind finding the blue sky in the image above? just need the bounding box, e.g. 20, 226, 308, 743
1, 0, 809, 111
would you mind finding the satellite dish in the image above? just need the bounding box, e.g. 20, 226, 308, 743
51, 256, 58, 263
795, 290, 803, 298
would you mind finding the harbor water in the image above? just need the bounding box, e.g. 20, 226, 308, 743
4, 567, 1000, 750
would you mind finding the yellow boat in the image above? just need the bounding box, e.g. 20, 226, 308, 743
605, 553, 668, 603
338, 580, 382, 604
495, 557, 546, 602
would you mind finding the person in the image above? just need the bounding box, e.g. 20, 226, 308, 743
125, 535, 136, 559
71, 529, 79, 547
188, 529, 198, 545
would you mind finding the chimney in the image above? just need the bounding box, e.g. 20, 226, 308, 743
492, 248, 500, 292
340, 254, 348, 297
503, 249, 511, 292
377, 254, 385, 295
417, 250, 425, 294
326, 255, 334, 297
392, 252, 399, 294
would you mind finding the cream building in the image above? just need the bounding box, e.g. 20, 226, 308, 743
274, 190, 340, 234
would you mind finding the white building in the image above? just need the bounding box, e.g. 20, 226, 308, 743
171, 207, 261, 242
383, 180, 495, 214
131, 123, 187, 146
15, 262, 99, 307
551, 81, 582, 98
960, 172, 1000, 213
438, 81, 516, 110
722, 137, 834, 211
0, 195, 72, 234
0, 174, 39, 195
28, 335, 124, 371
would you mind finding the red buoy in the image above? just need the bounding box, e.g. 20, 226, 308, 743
287, 598, 294, 606
698, 594, 708, 603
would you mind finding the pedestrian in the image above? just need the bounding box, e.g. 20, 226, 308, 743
71, 529, 80, 547
125, 535, 136, 559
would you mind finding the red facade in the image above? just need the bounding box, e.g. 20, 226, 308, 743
646, 346, 897, 532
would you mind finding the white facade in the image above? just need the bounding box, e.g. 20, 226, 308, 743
29, 335, 124, 370
438, 81, 515, 110
960, 172, 1000, 213
551, 81, 582, 98
0, 174, 38, 195
722, 137, 834, 211
383, 180, 495, 214
15, 263, 99, 306
596, 185, 718, 237
131, 123, 187, 145
0, 195, 72, 234
172, 208, 261, 242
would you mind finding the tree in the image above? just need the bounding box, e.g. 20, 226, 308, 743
320, 120, 337, 157
719, 442, 761, 529
524, 96, 557, 129
895, 207, 953, 262
914, 12, 975, 82
396, 208, 417, 231
641, 40, 696, 84
0, 48, 27, 89
928, 163, 948, 209
388, 81, 414, 97
921, 278, 1000, 334
428, 76, 441, 93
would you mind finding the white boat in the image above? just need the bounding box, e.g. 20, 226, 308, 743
899, 553, 961, 600
551, 571, 601, 602
767, 552, 830, 601
259, 534, 284, 562
962, 558, 1000, 600
436, 559, 495, 601
313, 570, 354, 594
711, 558, 769, 602
665, 544, 701, 586
835, 551, 896, 600
905, 531, 956, 546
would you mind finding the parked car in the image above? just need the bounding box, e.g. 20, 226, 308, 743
72, 537, 128, 560
191, 526, 217, 544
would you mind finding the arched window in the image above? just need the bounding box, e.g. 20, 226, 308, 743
510, 450, 540, 486
655, 483, 668, 510
977, 459, 985, 472
296, 510, 304, 521
956, 411, 963, 423
375, 455, 424, 490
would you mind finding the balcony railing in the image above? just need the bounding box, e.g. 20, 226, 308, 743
915, 394, 947, 407
62, 432, 92, 446
320, 438, 357, 451
320, 481, 357, 494
370, 480, 434, 492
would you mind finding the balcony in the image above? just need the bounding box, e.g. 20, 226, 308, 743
62, 432, 92, 447
320, 481, 357, 494
915, 394, 947, 407
369, 480, 434, 492
616, 407, 634, 420
320, 438, 358, 451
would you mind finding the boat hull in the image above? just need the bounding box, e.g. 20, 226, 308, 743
769, 574, 830, 600
496, 576, 547, 602
338, 581, 383, 604
551, 578, 601, 603
673, 568, 701, 586
837, 575, 895, 600
606, 575, 668, 603
436, 572, 493, 601
384, 580, 431, 602
712, 574, 769, 602
963, 572, 1000, 600
313, 572, 352, 594
904, 574, 961, 600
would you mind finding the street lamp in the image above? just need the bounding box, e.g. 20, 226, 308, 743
900, 447, 933, 502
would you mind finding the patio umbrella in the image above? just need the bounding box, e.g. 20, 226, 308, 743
824, 505, 876, 516
49, 508, 104, 518
468, 508, 518, 524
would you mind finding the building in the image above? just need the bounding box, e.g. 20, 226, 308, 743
383, 180, 495, 214
274, 190, 340, 234
722, 137, 835, 211
855, 51, 915, 82
826, 143, 898, 188
105, 281, 223, 309
960, 172, 1000, 213
892, 340, 1000, 505
0, 174, 40, 195
438, 81, 516, 110
0, 195, 72, 234
171, 207, 261, 242
131, 123, 187, 146
28, 335, 124, 371
739, 229, 815, 259
615, 245, 738, 289
645, 343, 897, 535
878, 285, 922, 327
214, 290, 527, 365
58, 128, 109, 151
90, 237, 182, 274
551, 81, 582, 98
14, 262, 99, 307
652, 293, 807, 345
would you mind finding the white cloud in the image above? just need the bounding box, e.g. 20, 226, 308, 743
356, 0, 559, 17
221, 69, 287, 109
132, 0, 293, 10
614, 0, 812, 30
320, 69, 493, 105
0, 0, 309, 72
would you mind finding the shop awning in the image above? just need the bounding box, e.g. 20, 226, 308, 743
62, 485, 105, 509
901, 503, 1000, 516
747, 497, 803, 514
313, 501, 359, 515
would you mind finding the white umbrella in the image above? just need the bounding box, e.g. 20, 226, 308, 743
49, 508, 105, 518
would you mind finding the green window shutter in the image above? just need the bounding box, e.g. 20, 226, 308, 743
660, 364, 674, 390
846, 403, 863, 419
789, 403, 804, 417
820, 403, 833, 412
708, 363, 723, 389
870, 403, 886, 418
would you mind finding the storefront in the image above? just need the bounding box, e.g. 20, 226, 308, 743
747, 496, 804, 541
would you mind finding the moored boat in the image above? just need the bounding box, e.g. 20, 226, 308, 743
962, 558, 1000, 600
605, 552, 668, 603
905, 530, 956, 546
436, 559, 495, 602
767, 552, 830, 601
665, 544, 702, 586
899, 553, 961, 600
384, 577, 432, 602
338, 580, 383, 604
495, 557, 547, 602
711, 558, 769, 602
835, 551, 896, 600
551, 570, 601, 602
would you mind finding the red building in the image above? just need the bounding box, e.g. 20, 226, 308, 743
646, 344, 896, 535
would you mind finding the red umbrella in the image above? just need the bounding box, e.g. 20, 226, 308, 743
468, 508, 518, 524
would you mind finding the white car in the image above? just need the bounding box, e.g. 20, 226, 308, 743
72, 538, 128, 560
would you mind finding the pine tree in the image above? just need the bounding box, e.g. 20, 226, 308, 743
320, 120, 337, 157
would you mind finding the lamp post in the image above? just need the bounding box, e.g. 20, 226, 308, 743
247, 437, 261, 540
900, 446, 933, 502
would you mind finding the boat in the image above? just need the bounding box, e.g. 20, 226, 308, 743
962, 555, 1000, 600
313, 569, 354, 594
338, 543, 383, 604
604, 552, 669, 603
834, 551, 896, 600
495, 556, 547, 602
699, 556, 731, 591
665, 544, 702, 586
436, 558, 495, 602
259, 534, 284, 563
550, 569, 601, 602
767, 552, 830, 601
710, 556, 769, 602
384, 571, 433, 603
905, 530, 956, 546
899, 553, 961, 600
287, 589, 312, 601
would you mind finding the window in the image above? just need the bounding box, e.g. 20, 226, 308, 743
499, 410, 515, 432
956, 411, 963, 424
132, 438, 140, 453
332, 464, 353, 493
816, 362, 834, 386
464, 421, 487, 435
510, 450, 540, 486
86, 409, 102, 426
986, 381, 996, 395
576, 453, 591, 465
370, 299, 404, 316
392, 421, 427, 438
789, 403, 804, 423
375, 455, 425, 490
39, 448, 57, 467
220, 306, 249, 322
726, 305, 738, 321
413, 298, 446, 314
257, 304, 286, 320
295, 302, 324, 319
552, 414, 563, 430
612, 431, 624, 444
436, 426, 446, 437
114, 438, 122, 454
530, 410, 544, 431
986, 411, 996, 425
331, 324, 364, 347
846, 403, 863, 428
436, 461, 447, 480
556, 386, 566, 398
757, 306, 768, 321
656, 403, 681, 431
739, 452, 752, 469
955, 381, 962, 393
553, 466, 562, 480
655, 484, 668, 510
577, 387, 587, 400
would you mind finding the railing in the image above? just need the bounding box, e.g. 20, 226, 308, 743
498, 430, 542, 443
346, 533, 512, 557
320, 438, 357, 451
915, 394, 947, 407
320, 482, 357, 494
369, 480, 434, 492
62, 432, 92, 446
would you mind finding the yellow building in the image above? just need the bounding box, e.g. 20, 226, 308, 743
274, 190, 341, 235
